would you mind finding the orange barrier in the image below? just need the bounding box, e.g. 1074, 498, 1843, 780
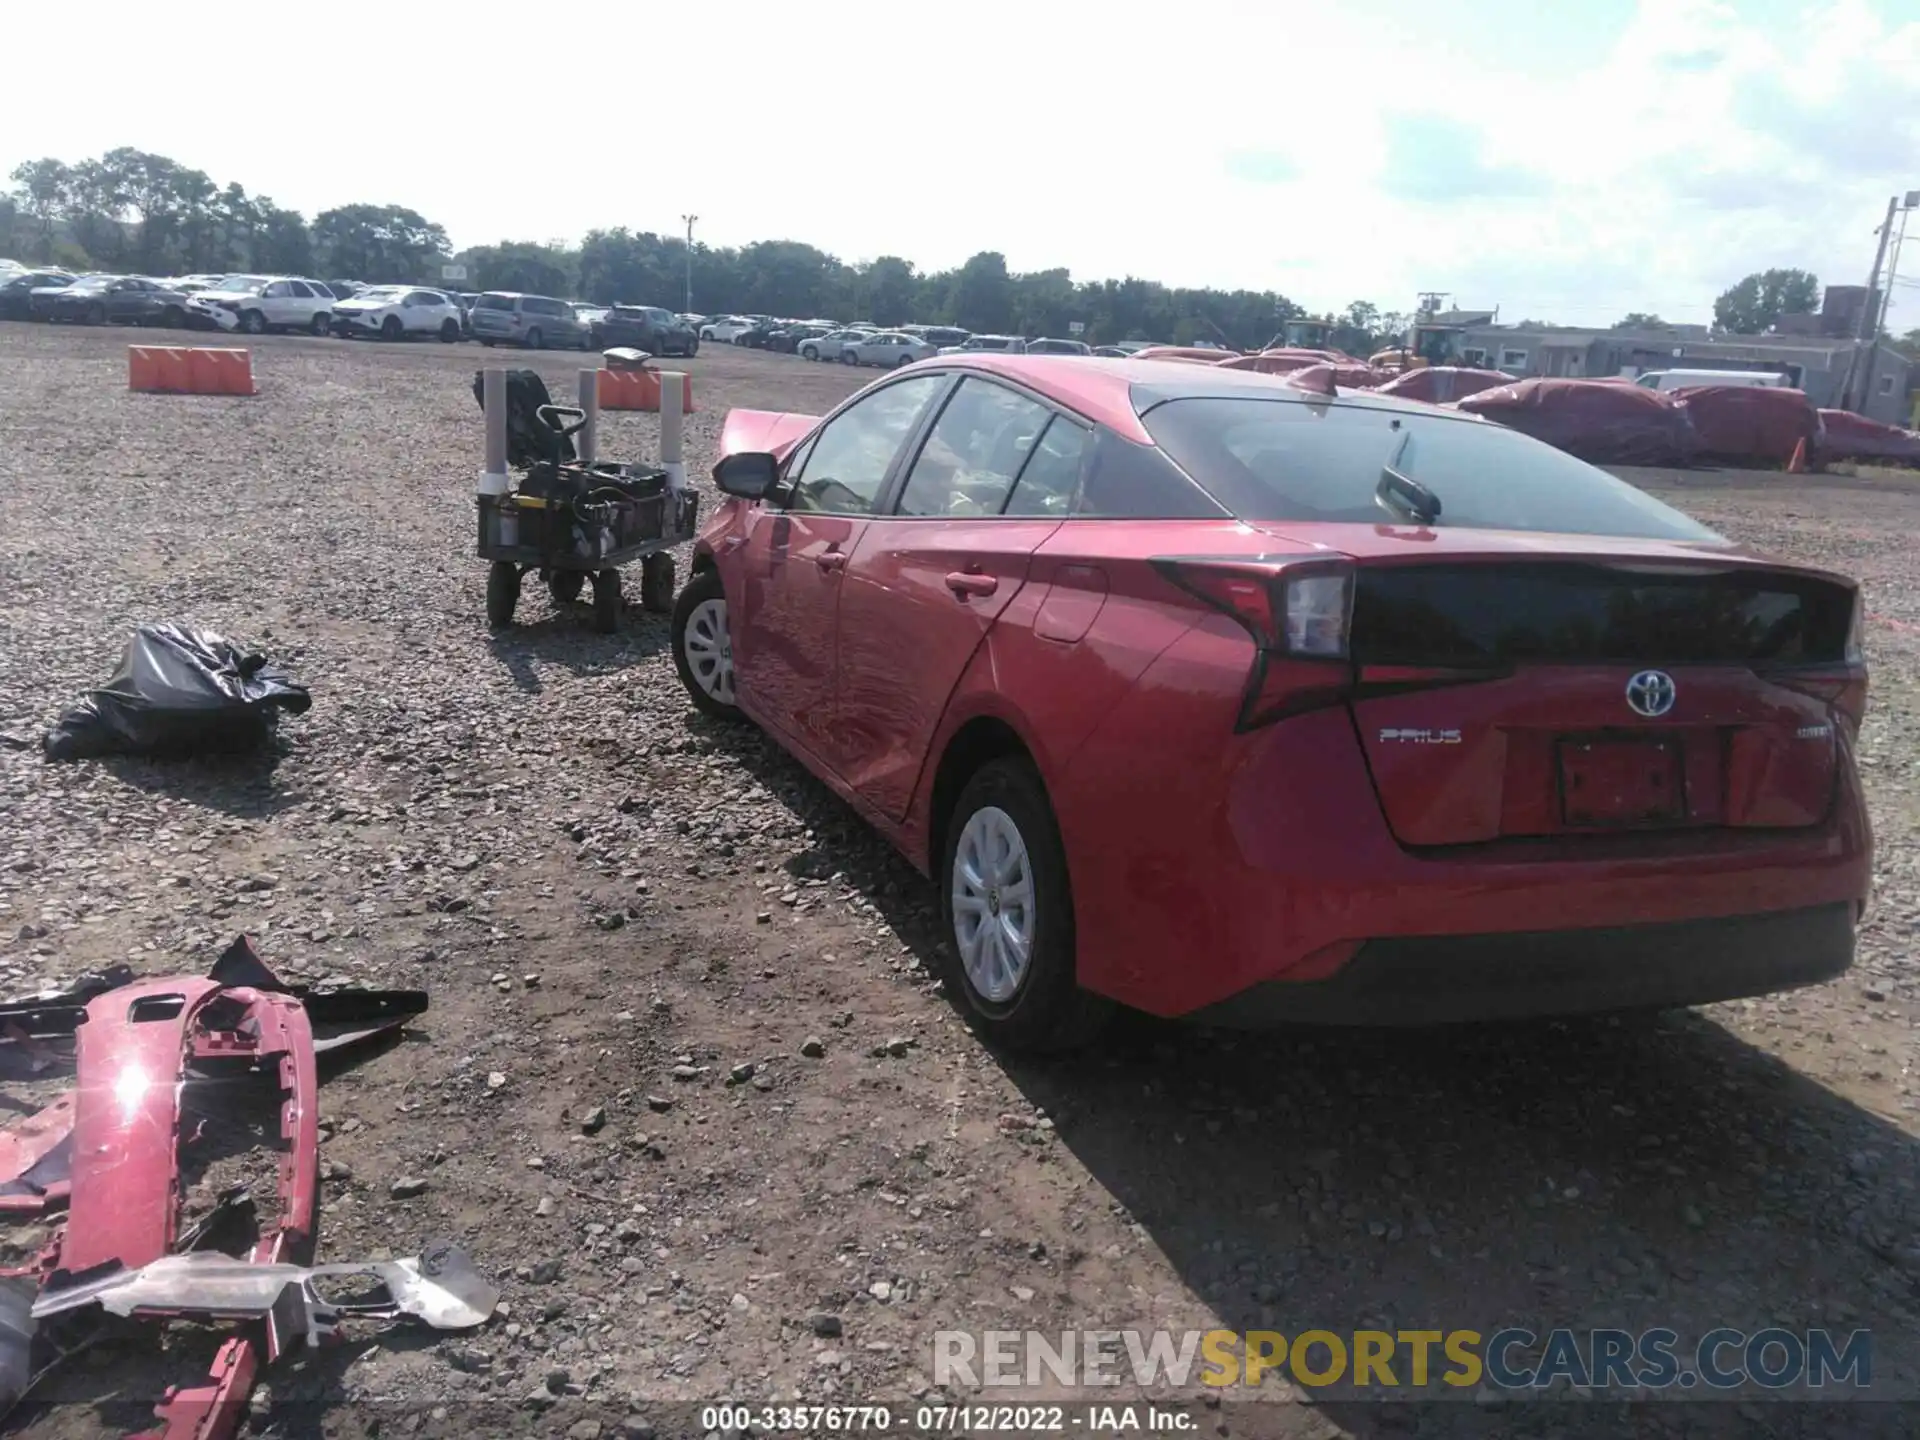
597, 368, 696, 413
1788, 437, 1808, 474
128, 346, 255, 396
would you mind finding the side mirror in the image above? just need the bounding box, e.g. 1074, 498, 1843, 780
714, 451, 779, 500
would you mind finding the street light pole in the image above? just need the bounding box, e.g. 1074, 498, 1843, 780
681, 214, 697, 314
1852, 192, 1916, 415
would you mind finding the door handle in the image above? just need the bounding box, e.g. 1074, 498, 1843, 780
945, 571, 999, 598
815, 550, 848, 573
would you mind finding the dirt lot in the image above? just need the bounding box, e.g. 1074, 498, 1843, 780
0, 325, 1915, 1440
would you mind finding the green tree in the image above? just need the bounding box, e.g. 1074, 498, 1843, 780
312, 203, 450, 282
949, 251, 1013, 333
254, 200, 314, 274
861, 256, 918, 326
462, 240, 575, 296
8, 159, 70, 262
1713, 268, 1819, 334
63, 160, 128, 267
1613, 312, 1668, 329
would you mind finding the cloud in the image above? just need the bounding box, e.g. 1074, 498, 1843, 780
1379, 115, 1551, 203
1222, 150, 1297, 185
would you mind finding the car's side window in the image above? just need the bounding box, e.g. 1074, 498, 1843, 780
288, 280, 314, 298
787, 375, 944, 516
896, 378, 1054, 518
1004, 416, 1090, 517
264, 281, 292, 298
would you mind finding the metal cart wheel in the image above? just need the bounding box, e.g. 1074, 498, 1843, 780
591, 569, 622, 634
640, 552, 675, 614
548, 571, 585, 605
486, 562, 521, 630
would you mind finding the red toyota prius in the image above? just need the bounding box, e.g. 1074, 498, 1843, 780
671, 356, 1871, 1051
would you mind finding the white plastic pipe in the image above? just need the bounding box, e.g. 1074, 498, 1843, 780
658, 370, 686, 494
576, 367, 599, 467
479, 368, 508, 495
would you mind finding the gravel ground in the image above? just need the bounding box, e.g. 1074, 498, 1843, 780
0, 325, 1915, 1440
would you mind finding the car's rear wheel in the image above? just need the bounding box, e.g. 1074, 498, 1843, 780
440, 319, 460, 343
895, 353, 914, 368
670, 569, 742, 720
684, 337, 698, 357
381, 315, 403, 341
310, 312, 330, 336
940, 758, 1111, 1052
525, 327, 543, 350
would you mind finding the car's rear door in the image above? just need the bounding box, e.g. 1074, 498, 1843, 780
834, 374, 1089, 820
731, 373, 949, 766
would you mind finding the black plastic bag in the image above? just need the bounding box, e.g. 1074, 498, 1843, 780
42, 623, 311, 762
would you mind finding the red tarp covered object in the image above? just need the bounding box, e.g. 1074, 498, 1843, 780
1670, 386, 1818, 466
1455, 378, 1698, 466
1814, 408, 1920, 467
1374, 366, 1515, 405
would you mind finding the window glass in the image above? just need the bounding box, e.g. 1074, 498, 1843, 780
264, 281, 292, 298
288, 280, 314, 298
788, 376, 944, 515
1005, 416, 1089, 516
1138, 397, 1718, 540
898, 379, 1053, 517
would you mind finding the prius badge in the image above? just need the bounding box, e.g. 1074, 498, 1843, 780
1625, 670, 1677, 718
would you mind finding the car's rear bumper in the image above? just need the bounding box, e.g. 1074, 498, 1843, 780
1188, 902, 1854, 1026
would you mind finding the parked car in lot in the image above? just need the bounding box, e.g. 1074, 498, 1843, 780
671, 354, 1870, 1050
592, 305, 699, 356
1026, 337, 1092, 356
793, 328, 857, 361
330, 286, 466, 341
468, 292, 589, 349
40, 275, 193, 327
769, 321, 834, 354
842, 331, 939, 367
700, 315, 759, 343
0, 270, 73, 320
939, 333, 1027, 356
733, 318, 786, 349
328, 279, 367, 299
191, 275, 337, 335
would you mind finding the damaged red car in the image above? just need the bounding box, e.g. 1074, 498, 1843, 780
672, 355, 1871, 1050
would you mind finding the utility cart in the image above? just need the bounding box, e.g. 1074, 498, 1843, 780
472, 367, 698, 633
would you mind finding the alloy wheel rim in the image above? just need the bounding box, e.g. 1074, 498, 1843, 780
684, 599, 735, 704
951, 805, 1035, 1003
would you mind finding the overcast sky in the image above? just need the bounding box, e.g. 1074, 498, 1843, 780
4, 0, 1917, 328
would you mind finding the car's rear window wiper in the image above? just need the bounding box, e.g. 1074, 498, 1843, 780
1376, 427, 1442, 525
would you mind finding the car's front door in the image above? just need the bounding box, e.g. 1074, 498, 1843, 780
259, 280, 299, 327
835, 376, 1091, 820
731, 373, 948, 766
106, 279, 144, 322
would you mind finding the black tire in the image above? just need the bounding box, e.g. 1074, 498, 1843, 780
640, 552, 674, 614
684, 337, 699, 357
486, 563, 520, 630
381, 315, 403, 341
895, 353, 914, 367
479, 339, 495, 348
311, 312, 331, 336
591, 568, 621, 634
670, 568, 744, 722
801, 344, 818, 361
548, 570, 585, 605
439, 318, 460, 343
524, 327, 543, 350
162, 305, 185, 329
938, 757, 1111, 1053
240, 309, 266, 335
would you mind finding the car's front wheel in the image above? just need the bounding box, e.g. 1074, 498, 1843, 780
940, 757, 1111, 1052
240, 309, 266, 335
524, 327, 543, 350
381, 315, 403, 341
801, 344, 818, 361
670, 569, 743, 721
310, 312, 331, 336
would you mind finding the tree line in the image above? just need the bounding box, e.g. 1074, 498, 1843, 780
6, 148, 1906, 352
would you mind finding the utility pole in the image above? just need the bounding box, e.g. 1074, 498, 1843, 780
1854, 192, 1917, 414
1841, 195, 1899, 411
681, 214, 697, 314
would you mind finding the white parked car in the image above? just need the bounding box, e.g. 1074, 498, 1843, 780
330, 286, 465, 342
182, 294, 240, 332
191, 275, 338, 335
699, 315, 758, 342
841, 331, 939, 367
798, 328, 867, 361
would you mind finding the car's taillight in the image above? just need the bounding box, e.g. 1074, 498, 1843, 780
1152, 556, 1355, 730
1767, 589, 1869, 731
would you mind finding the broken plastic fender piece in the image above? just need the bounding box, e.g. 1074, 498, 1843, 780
31, 1239, 498, 1350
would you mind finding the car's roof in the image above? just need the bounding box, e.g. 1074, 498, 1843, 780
936, 354, 1489, 445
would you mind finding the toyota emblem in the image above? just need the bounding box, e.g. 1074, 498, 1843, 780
1625, 670, 1677, 718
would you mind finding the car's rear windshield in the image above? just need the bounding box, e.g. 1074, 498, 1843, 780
474, 293, 517, 310
1138, 396, 1719, 542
